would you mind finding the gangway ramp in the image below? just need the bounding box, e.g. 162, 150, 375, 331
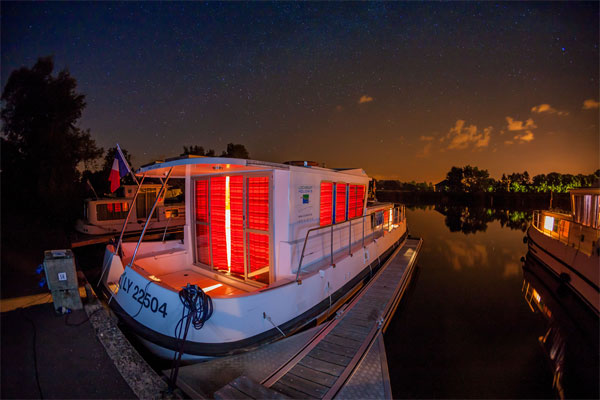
173, 238, 422, 399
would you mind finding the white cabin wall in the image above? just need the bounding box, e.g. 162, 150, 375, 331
277, 166, 370, 277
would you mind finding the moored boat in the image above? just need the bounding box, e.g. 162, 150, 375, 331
76, 184, 185, 235
99, 156, 408, 360
526, 188, 600, 314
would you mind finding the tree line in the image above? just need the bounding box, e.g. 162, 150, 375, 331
378, 165, 600, 194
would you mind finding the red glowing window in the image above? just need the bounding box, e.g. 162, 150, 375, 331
210, 177, 227, 270
355, 185, 365, 217
320, 182, 333, 226
247, 177, 270, 232
229, 176, 244, 274
348, 185, 358, 219
335, 183, 347, 223
248, 232, 269, 284
195, 180, 209, 223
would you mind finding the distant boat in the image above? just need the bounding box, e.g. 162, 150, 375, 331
75, 184, 185, 235
98, 156, 408, 360
526, 187, 600, 314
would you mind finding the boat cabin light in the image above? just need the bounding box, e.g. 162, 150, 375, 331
543, 216, 555, 231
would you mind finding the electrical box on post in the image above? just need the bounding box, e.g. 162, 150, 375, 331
43, 249, 83, 313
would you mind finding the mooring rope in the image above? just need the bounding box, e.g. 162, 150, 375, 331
168, 284, 213, 392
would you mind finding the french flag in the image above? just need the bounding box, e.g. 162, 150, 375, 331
109, 144, 132, 192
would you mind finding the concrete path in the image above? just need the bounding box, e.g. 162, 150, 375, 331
1, 303, 136, 399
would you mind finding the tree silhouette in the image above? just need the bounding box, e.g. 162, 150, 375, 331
220, 143, 250, 159
182, 145, 216, 156
1, 56, 102, 220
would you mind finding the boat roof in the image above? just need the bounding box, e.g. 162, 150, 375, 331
137, 155, 368, 179
570, 187, 600, 196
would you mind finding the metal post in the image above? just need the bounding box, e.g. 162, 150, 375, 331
129, 168, 173, 267
115, 173, 146, 255
362, 214, 365, 248
348, 219, 352, 256
330, 224, 334, 266
161, 214, 172, 242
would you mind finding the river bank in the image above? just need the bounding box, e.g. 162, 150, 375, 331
377, 191, 570, 212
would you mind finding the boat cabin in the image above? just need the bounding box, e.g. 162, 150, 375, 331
117, 156, 400, 293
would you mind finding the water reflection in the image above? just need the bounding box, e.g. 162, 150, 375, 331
429, 205, 531, 234
386, 208, 555, 398
522, 254, 599, 399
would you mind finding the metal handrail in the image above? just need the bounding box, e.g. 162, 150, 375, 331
295, 205, 404, 283
129, 167, 174, 268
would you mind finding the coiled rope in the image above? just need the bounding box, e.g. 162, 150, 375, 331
168, 283, 213, 391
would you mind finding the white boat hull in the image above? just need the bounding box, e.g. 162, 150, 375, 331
527, 225, 599, 314
105, 225, 406, 360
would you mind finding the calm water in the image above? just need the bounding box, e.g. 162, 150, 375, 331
385, 206, 599, 399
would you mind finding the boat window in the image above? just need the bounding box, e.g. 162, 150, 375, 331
348, 184, 365, 219
335, 183, 347, 223
194, 174, 271, 285
195, 180, 210, 265
247, 176, 270, 284
572, 194, 600, 229
96, 202, 129, 221
136, 188, 158, 220
320, 181, 333, 226
371, 210, 384, 229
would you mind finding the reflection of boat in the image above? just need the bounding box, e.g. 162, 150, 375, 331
100, 156, 408, 360
522, 255, 599, 399
76, 184, 185, 235
526, 188, 599, 313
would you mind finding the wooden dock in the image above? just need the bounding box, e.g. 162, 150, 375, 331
171, 237, 422, 399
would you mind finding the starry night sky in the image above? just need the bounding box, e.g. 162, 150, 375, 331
2, 2, 598, 182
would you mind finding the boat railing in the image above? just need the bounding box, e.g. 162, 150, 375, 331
295, 205, 405, 283
532, 210, 600, 257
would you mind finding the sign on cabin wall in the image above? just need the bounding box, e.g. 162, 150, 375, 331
295, 184, 314, 223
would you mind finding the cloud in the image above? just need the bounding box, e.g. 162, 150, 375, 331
506, 117, 537, 131
335, 105, 343, 111
583, 99, 599, 109
420, 135, 434, 141
513, 130, 534, 143
531, 104, 568, 116
444, 120, 492, 150
358, 95, 373, 104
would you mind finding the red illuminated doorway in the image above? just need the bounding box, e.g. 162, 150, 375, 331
194, 174, 271, 285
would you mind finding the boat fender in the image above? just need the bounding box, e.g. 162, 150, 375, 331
559, 272, 571, 284
522, 236, 528, 244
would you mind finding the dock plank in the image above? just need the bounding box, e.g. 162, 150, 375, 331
214, 384, 253, 400
298, 356, 346, 377
328, 330, 365, 343
315, 340, 357, 358
288, 364, 337, 388
228, 376, 289, 399
277, 373, 329, 398
321, 335, 361, 350
308, 348, 352, 366
271, 382, 317, 399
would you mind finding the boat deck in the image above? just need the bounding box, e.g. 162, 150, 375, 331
156, 269, 246, 296
170, 237, 422, 399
